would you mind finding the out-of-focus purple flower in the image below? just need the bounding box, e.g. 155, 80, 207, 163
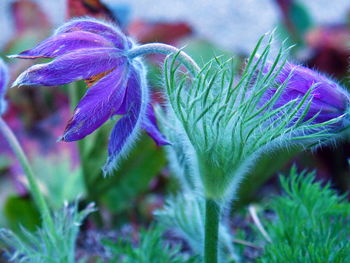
263, 62, 350, 126
11, 18, 169, 173
0, 58, 9, 115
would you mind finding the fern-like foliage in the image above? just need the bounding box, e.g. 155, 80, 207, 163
102, 225, 199, 263
257, 167, 350, 263
0, 202, 94, 263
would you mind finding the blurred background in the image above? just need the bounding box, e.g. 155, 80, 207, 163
0, 0, 349, 260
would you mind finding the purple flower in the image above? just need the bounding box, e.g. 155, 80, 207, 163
263, 62, 349, 126
11, 18, 169, 173
0, 58, 9, 115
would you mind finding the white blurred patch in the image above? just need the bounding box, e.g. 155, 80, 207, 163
104, 0, 349, 54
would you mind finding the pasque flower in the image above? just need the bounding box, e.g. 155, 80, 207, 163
164, 38, 350, 262
10, 18, 169, 173
165, 38, 350, 201
262, 61, 350, 126
0, 58, 9, 115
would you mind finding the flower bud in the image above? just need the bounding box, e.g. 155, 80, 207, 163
263, 62, 350, 127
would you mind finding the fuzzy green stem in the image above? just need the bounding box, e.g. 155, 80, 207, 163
0, 118, 54, 231
127, 43, 200, 76
204, 198, 221, 263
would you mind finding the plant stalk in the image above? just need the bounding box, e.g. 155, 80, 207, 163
0, 117, 54, 231
204, 198, 221, 263
127, 43, 200, 76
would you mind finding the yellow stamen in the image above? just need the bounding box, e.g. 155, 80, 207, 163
85, 68, 115, 87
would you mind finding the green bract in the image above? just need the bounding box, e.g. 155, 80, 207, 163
164, 34, 342, 201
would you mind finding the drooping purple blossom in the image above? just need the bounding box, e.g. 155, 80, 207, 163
10, 18, 169, 173
262, 61, 349, 126
0, 58, 9, 115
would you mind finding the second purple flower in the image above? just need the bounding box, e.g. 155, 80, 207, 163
261, 61, 350, 128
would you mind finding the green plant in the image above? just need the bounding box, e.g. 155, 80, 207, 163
102, 225, 199, 263
162, 31, 348, 262
257, 167, 350, 263
0, 202, 94, 263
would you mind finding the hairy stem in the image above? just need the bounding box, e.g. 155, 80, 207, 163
0, 118, 54, 231
204, 198, 221, 263
127, 43, 200, 76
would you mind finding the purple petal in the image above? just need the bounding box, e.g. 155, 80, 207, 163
262, 62, 350, 123
103, 68, 146, 173
277, 63, 348, 112
54, 18, 129, 50
12, 48, 126, 87
61, 66, 129, 141
142, 104, 170, 145
11, 31, 115, 59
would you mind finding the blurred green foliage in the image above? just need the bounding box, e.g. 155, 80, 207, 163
257, 167, 350, 262
1, 202, 94, 263
100, 136, 166, 215
3, 196, 40, 234
102, 225, 199, 263
32, 154, 84, 209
